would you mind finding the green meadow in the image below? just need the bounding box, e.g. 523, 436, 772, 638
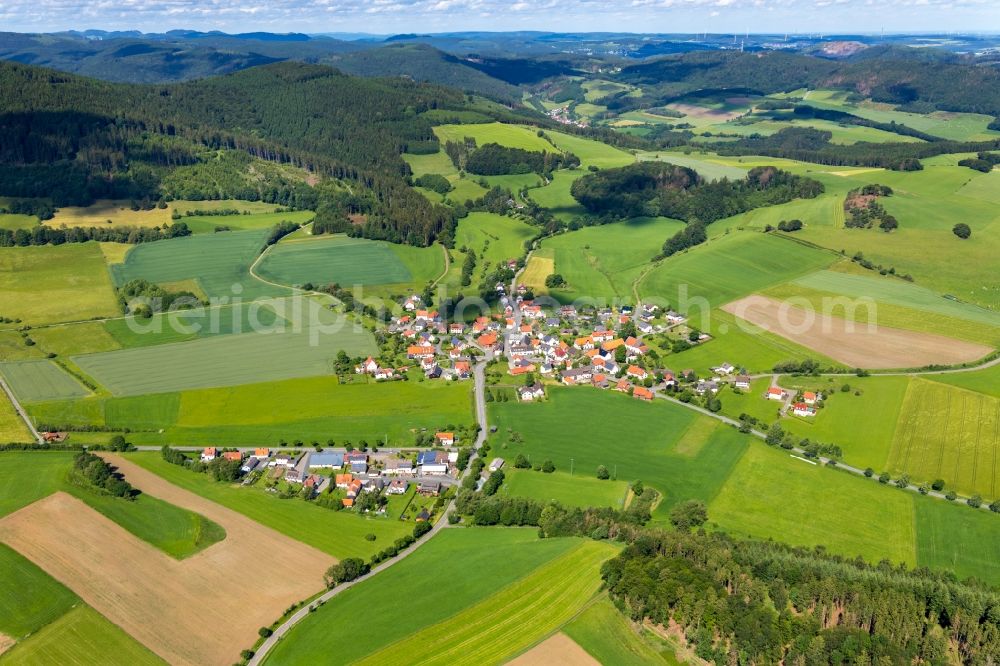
102, 300, 287, 349
0, 452, 225, 559
0, 243, 119, 325
257, 234, 444, 289
500, 469, 629, 509
928, 363, 1000, 399
28, 375, 472, 446
180, 210, 314, 235
637, 151, 749, 181
433, 122, 555, 153
539, 216, 685, 302
489, 388, 749, 518
265, 529, 584, 665
0, 390, 31, 443
638, 231, 836, 310
109, 228, 287, 300
128, 452, 422, 561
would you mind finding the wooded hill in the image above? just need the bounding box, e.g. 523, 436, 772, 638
0, 60, 534, 245
610, 48, 1000, 118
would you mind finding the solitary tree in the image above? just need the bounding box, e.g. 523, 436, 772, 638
541, 459, 555, 473
596, 465, 610, 480
953, 223, 972, 239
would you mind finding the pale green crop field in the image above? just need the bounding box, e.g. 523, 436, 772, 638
0, 360, 90, 403
433, 122, 555, 152
72, 316, 376, 396
257, 235, 415, 287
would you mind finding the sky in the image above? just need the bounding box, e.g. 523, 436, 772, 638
0, 0, 997, 36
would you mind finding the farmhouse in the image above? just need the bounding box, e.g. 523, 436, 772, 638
626, 365, 649, 381
519, 383, 545, 401
418, 450, 450, 475
222, 451, 243, 463
383, 458, 415, 475
435, 432, 455, 446
386, 478, 409, 495
803, 391, 819, 405
767, 387, 786, 401
633, 387, 654, 401
734, 375, 751, 390
712, 362, 736, 375
406, 345, 435, 360
355, 356, 379, 374
252, 448, 270, 459
201, 447, 217, 462
335, 473, 354, 489
793, 402, 817, 417
418, 480, 442, 496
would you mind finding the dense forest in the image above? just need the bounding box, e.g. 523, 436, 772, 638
571, 162, 823, 223
603, 529, 1000, 665
0, 60, 526, 245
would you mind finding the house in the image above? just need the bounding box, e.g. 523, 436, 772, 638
712, 362, 736, 375
418, 479, 442, 496
591, 330, 615, 343
489, 458, 505, 472
633, 386, 654, 401
241, 457, 260, 474
344, 452, 368, 464
637, 321, 654, 335
624, 336, 648, 356
222, 451, 243, 463
435, 432, 455, 447
403, 295, 421, 311
803, 391, 818, 405
614, 379, 631, 393
270, 453, 299, 468
601, 338, 625, 353
285, 467, 305, 484
767, 387, 786, 401
519, 383, 545, 401
695, 380, 720, 395
383, 458, 415, 475
626, 365, 649, 381
386, 478, 409, 495
346, 479, 364, 500
363, 477, 385, 493
406, 345, 435, 360
200, 447, 217, 462
335, 473, 354, 489
355, 356, 378, 374
350, 460, 369, 475
449, 322, 466, 335
415, 509, 431, 522
510, 344, 535, 358
418, 450, 450, 475
793, 402, 817, 417
510, 364, 536, 377
252, 448, 270, 459
374, 367, 395, 380
308, 452, 345, 469
734, 375, 751, 390
573, 336, 594, 351
342, 498, 355, 508
454, 361, 471, 379
476, 332, 500, 350
561, 367, 593, 385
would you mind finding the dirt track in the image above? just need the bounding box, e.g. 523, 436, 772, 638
0, 633, 14, 657
0, 457, 334, 666
723, 294, 993, 369
507, 633, 599, 666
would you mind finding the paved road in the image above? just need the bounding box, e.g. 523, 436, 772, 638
0, 376, 43, 444
248, 358, 489, 666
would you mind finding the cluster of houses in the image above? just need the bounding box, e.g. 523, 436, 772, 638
199, 438, 461, 508
545, 105, 589, 128
766, 386, 821, 416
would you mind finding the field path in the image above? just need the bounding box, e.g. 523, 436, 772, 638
429, 243, 451, 289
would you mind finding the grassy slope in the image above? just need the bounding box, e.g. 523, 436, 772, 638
256, 234, 422, 287
0, 243, 119, 325
127, 452, 412, 560
928, 364, 1000, 400
0, 452, 225, 559
501, 469, 629, 509
265, 529, 581, 665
